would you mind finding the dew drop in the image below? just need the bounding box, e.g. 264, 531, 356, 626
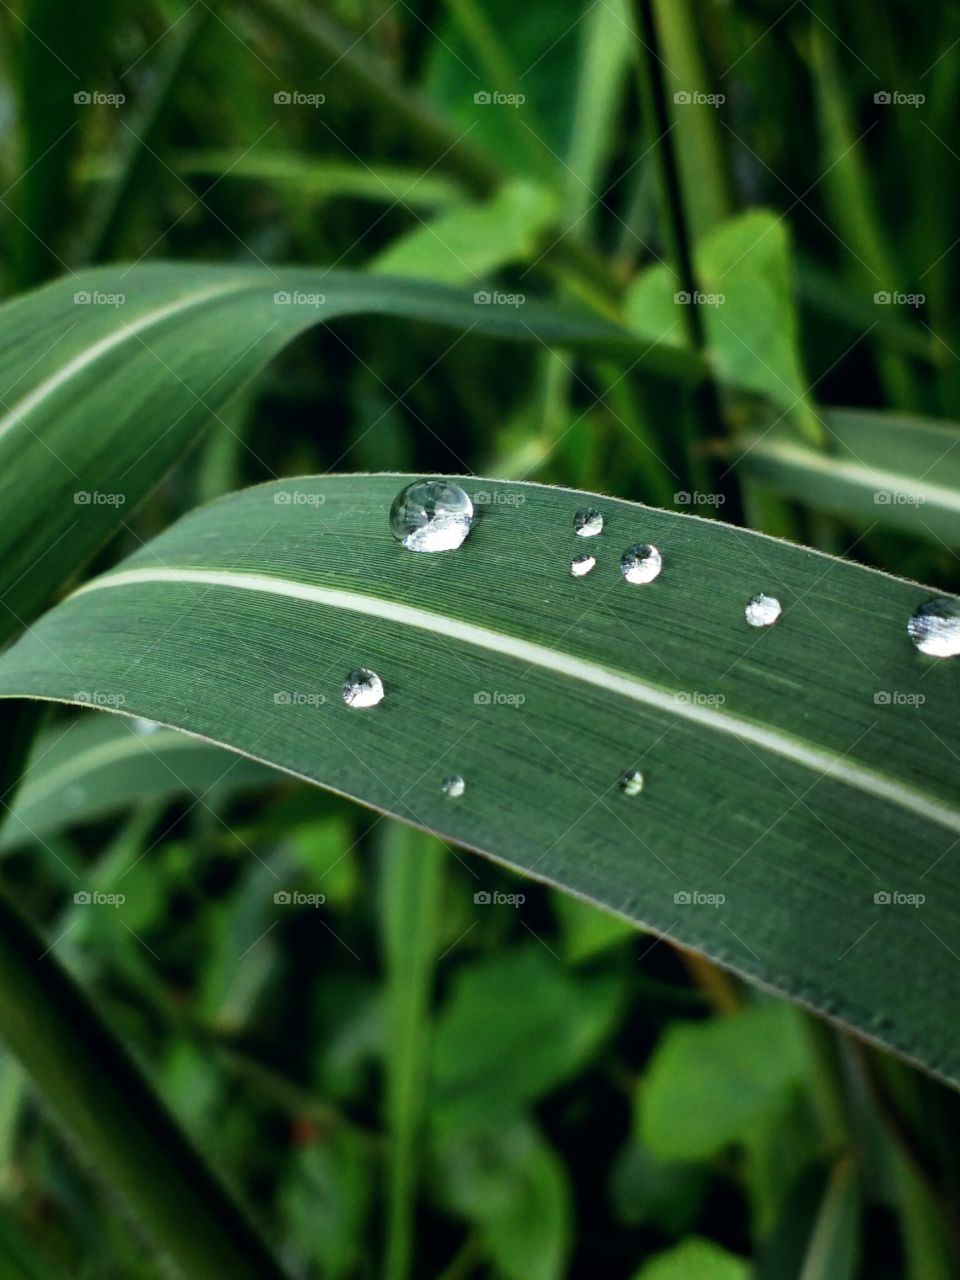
620, 544, 662, 585
744, 593, 782, 628
618, 769, 644, 797
570, 554, 597, 578
442, 774, 466, 798
907, 597, 960, 657
574, 507, 603, 538
342, 668, 384, 708
390, 480, 474, 552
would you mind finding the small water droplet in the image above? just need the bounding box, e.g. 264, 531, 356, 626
390, 480, 474, 552
618, 769, 644, 797
620, 544, 662, 584
570, 554, 597, 577
907, 597, 960, 657
745, 593, 782, 628
342, 668, 384, 708
574, 507, 603, 537
442, 774, 465, 798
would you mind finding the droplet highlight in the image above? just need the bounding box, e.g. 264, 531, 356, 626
907, 597, 960, 657
390, 480, 474, 553
131, 717, 162, 735
744, 593, 782, 628
442, 774, 466, 798
574, 507, 603, 538
570, 554, 597, 578
342, 668, 385, 708
618, 769, 644, 797
620, 544, 662, 584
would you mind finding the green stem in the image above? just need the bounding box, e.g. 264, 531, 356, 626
631, 0, 718, 496
0, 884, 290, 1280
380, 827, 445, 1280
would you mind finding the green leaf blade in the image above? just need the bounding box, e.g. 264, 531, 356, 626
0, 475, 957, 1084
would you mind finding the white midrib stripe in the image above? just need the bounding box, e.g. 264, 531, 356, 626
752, 439, 960, 514
0, 280, 253, 440
72, 565, 960, 835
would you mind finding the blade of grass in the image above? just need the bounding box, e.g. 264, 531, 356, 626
75, 4, 209, 264
651, 0, 731, 240
379, 825, 446, 1280
0, 884, 292, 1280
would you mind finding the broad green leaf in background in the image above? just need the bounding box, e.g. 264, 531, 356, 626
625, 210, 818, 436
434, 1120, 572, 1280
0, 714, 283, 853
0, 264, 680, 642
640, 1002, 811, 1161
0, 476, 959, 1085
552, 889, 636, 964
432, 944, 624, 1137
370, 179, 558, 284
279, 1132, 374, 1280
633, 1237, 749, 1280
735, 408, 960, 548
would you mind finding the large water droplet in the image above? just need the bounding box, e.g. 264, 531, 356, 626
620, 544, 662, 584
342, 668, 384, 708
575, 507, 603, 538
442, 774, 465, 798
390, 480, 474, 552
907, 597, 960, 656
570, 554, 597, 578
618, 769, 644, 797
744, 593, 782, 628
